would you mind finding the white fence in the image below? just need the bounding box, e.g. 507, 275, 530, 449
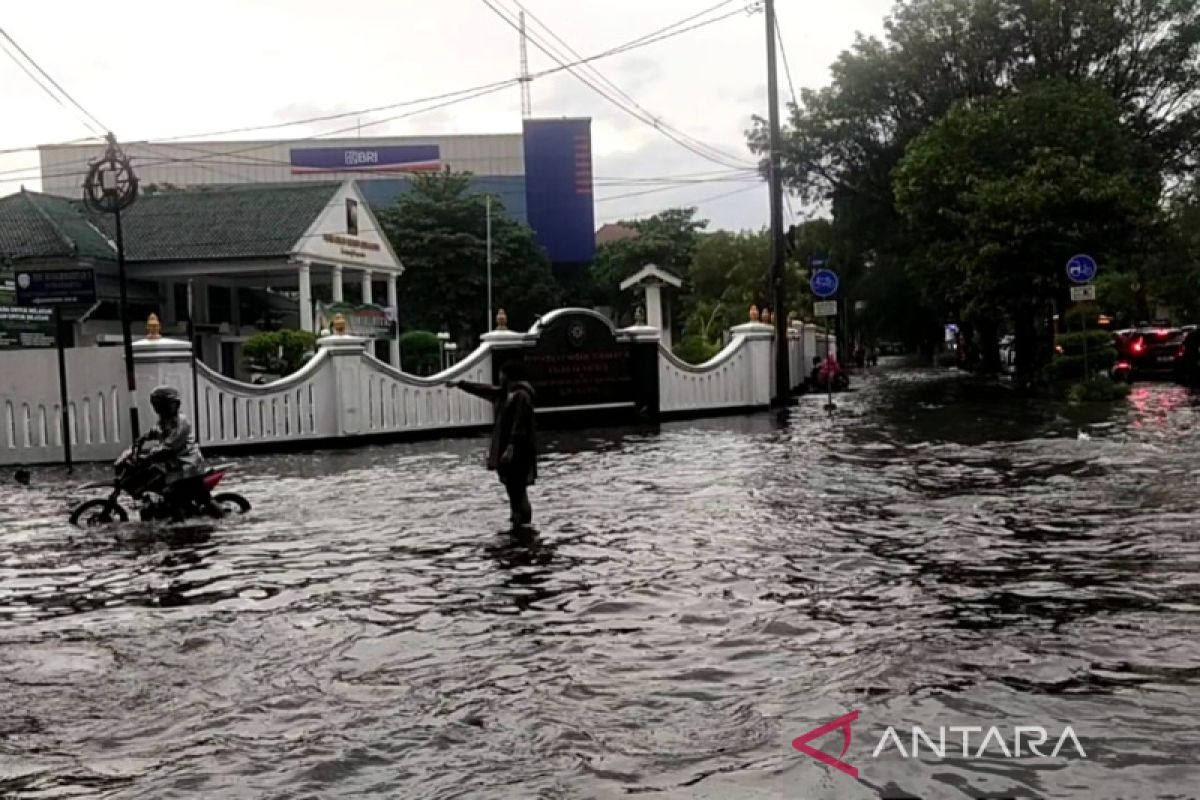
0, 312, 836, 466
0, 347, 127, 465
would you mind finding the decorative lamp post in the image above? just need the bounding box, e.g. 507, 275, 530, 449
84, 133, 140, 439
444, 341, 458, 367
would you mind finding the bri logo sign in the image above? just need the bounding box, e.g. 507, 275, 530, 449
289, 145, 442, 174
791, 710, 1086, 780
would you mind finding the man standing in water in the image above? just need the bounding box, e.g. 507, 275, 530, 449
449, 361, 537, 526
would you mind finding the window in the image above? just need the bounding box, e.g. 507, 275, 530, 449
346, 198, 359, 235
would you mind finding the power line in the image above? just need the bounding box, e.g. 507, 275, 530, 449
480, 0, 760, 171
512, 0, 756, 169
0, 25, 107, 135
599, 182, 762, 221
773, 11, 799, 110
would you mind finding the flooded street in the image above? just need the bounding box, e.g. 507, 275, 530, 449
2, 367, 1199, 799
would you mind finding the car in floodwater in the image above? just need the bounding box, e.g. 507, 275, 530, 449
1113, 323, 1188, 379
1176, 326, 1200, 385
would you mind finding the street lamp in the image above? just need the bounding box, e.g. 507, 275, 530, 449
444, 341, 458, 368
83, 133, 140, 440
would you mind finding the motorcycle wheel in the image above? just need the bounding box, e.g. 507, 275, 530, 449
69, 498, 129, 528
213, 493, 251, 515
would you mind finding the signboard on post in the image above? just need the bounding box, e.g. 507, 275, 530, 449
15, 268, 97, 306
810, 269, 840, 299
0, 305, 55, 349
1066, 254, 1098, 285
814, 301, 838, 317
1070, 285, 1097, 302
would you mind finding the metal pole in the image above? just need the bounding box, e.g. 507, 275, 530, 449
1081, 302, 1090, 380
486, 194, 494, 332
765, 0, 789, 403
54, 305, 72, 472
114, 203, 139, 441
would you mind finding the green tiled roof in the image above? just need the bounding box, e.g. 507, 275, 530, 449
0, 189, 116, 263
81, 183, 341, 262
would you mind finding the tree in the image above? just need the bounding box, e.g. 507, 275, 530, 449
590, 208, 708, 320
748, 0, 1200, 350
377, 170, 561, 342
243, 330, 316, 376
894, 82, 1161, 379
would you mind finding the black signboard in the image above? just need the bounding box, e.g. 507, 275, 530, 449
15, 268, 97, 306
493, 311, 663, 415
0, 305, 55, 349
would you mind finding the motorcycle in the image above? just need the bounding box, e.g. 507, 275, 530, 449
69, 440, 251, 528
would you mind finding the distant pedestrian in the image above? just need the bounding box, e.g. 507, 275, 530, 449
449, 361, 538, 527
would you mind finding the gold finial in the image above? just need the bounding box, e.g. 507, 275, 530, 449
332, 313, 347, 335
496, 308, 508, 330
749, 304, 760, 322
634, 306, 646, 325
146, 313, 161, 340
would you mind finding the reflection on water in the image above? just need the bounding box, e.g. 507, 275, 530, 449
2, 369, 1199, 799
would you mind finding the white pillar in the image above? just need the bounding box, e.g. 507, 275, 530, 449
332, 264, 344, 302
361, 269, 373, 305
386, 274, 400, 368
645, 283, 664, 333
299, 262, 313, 333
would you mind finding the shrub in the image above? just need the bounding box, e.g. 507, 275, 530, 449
1066, 376, 1131, 403
673, 335, 722, 365
243, 330, 316, 376
400, 330, 442, 375
1044, 330, 1118, 382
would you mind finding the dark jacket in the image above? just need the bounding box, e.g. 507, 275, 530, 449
457, 380, 537, 484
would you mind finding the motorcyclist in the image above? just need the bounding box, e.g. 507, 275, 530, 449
139, 385, 223, 518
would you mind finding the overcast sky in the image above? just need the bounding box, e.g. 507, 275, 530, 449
0, 0, 892, 231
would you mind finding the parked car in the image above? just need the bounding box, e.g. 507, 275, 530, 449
1177, 326, 1200, 385
1113, 324, 1187, 379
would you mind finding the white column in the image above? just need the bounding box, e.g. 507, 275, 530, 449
332, 264, 344, 302
386, 274, 400, 368
299, 262, 313, 333
645, 283, 664, 332
361, 269, 373, 305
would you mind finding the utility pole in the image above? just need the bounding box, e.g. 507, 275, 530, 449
519, 11, 532, 118
765, 0, 790, 403
486, 194, 494, 331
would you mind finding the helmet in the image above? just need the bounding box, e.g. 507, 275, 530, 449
149, 385, 181, 415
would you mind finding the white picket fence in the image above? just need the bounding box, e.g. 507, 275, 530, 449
0, 313, 832, 466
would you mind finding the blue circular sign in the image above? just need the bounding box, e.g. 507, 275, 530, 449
1066, 254, 1098, 284
811, 269, 839, 298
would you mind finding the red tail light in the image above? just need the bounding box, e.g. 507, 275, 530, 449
1155, 329, 1171, 338
1131, 337, 1145, 354
1116, 361, 1131, 370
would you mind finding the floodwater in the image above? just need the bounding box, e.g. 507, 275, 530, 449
2, 367, 1199, 799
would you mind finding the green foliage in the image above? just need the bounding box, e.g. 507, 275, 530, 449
399, 330, 442, 376
591, 208, 708, 319
1065, 377, 1131, 403
377, 170, 561, 342
1044, 330, 1118, 382
243, 330, 316, 375
749, 0, 1200, 360
673, 335, 722, 365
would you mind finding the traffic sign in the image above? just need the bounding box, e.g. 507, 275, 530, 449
814, 300, 838, 317
1066, 254, 1098, 284
1070, 284, 1097, 302
15, 268, 96, 306
810, 269, 839, 298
